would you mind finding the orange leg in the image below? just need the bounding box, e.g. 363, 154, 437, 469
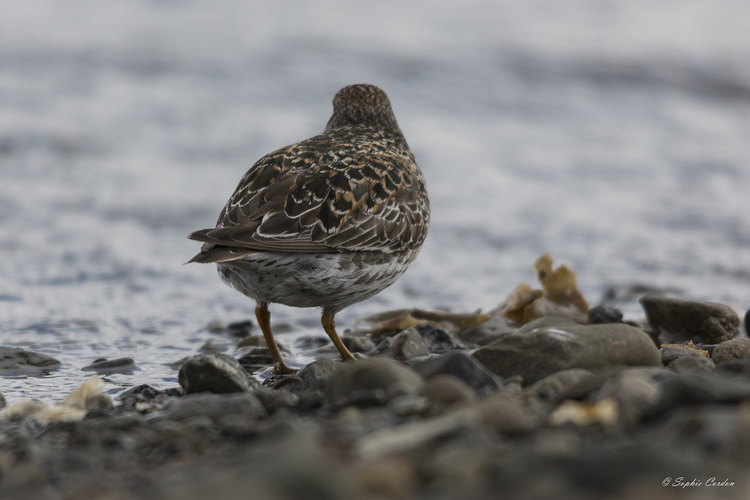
255, 302, 296, 375
321, 310, 356, 362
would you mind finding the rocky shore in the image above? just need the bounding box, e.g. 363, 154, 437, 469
1, 295, 749, 499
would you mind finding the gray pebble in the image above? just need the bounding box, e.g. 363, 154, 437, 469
640, 294, 739, 344
388, 327, 429, 360
712, 339, 750, 364
326, 357, 424, 403
178, 352, 258, 394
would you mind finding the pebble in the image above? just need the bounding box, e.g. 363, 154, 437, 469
712, 339, 750, 364
419, 324, 460, 351
669, 355, 716, 372
639, 294, 739, 344
472, 320, 660, 385
178, 352, 259, 394
645, 371, 750, 420
387, 327, 429, 360
660, 343, 709, 365
160, 392, 267, 422
326, 357, 424, 403
586, 305, 624, 324
418, 374, 476, 407
341, 335, 376, 353
410, 351, 502, 392
251, 385, 299, 413
0, 346, 61, 375
597, 370, 661, 426
81, 357, 139, 373
529, 368, 593, 401
476, 393, 525, 434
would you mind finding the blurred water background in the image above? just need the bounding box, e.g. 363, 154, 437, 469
1, 0, 750, 402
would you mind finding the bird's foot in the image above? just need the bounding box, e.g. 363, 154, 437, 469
274, 362, 298, 375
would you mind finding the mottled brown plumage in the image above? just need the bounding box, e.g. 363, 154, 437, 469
188, 84, 430, 373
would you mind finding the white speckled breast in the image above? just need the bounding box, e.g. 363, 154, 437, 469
217, 249, 419, 313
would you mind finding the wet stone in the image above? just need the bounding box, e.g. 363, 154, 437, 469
341, 335, 376, 353
669, 356, 716, 373
639, 294, 739, 344
236, 335, 270, 348
387, 327, 429, 360
326, 357, 424, 404
529, 369, 593, 401
178, 352, 258, 394
0, 346, 62, 375
418, 375, 475, 407
226, 320, 253, 337
597, 369, 661, 426
477, 393, 525, 434
82, 357, 138, 373
660, 344, 709, 365
645, 371, 750, 420
411, 351, 502, 393
418, 324, 460, 352
251, 386, 299, 413
160, 392, 267, 422
284, 358, 339, 395
586, 305, 624, 325
712, 339, 750, 364
473, 321, 660, 385
716, 359, 750, 377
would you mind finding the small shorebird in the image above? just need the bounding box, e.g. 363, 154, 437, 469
188, 84, 430, 374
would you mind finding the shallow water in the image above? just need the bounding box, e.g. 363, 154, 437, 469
1, 0, 750, 402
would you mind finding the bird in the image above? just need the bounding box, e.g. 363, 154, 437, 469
187, 84, 430, 374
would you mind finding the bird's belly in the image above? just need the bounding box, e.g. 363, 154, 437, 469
216, 250, 418, 312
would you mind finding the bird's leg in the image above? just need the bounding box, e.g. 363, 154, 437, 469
255, 302, 296, 375
321, 310, 356, 362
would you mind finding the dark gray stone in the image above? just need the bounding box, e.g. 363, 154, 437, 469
178, 352, 258, 394
669, 356, 716, 373
645, 371, 750, 419
326, 357, 424, 403
597, 370, 661, 426
716, 359, 750, 377
410, 352, 502, 392
341, 335, 375, 353
388, 328, 429, 360
251, 386, 299, 413
457, 315, 515, 346
660, 344, 709, 365
82, 357, 138, 372
639, 295, 739, 344
529, 369, 593, 400
712, 339, 750, 364
477, 393, 525, 434
472, 323, 660, 385
418, 375, 475, 406
586, 306, 624, 324
419, 325, 459, 352
0, 346, 61, 375
161, 392, 267, 422
285, 358, 339, 394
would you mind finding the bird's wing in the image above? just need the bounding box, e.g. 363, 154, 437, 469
188, 133, 429, 260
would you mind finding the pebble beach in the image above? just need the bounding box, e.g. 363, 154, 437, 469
2, 291, 750, 499
2, 1, 750, 498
